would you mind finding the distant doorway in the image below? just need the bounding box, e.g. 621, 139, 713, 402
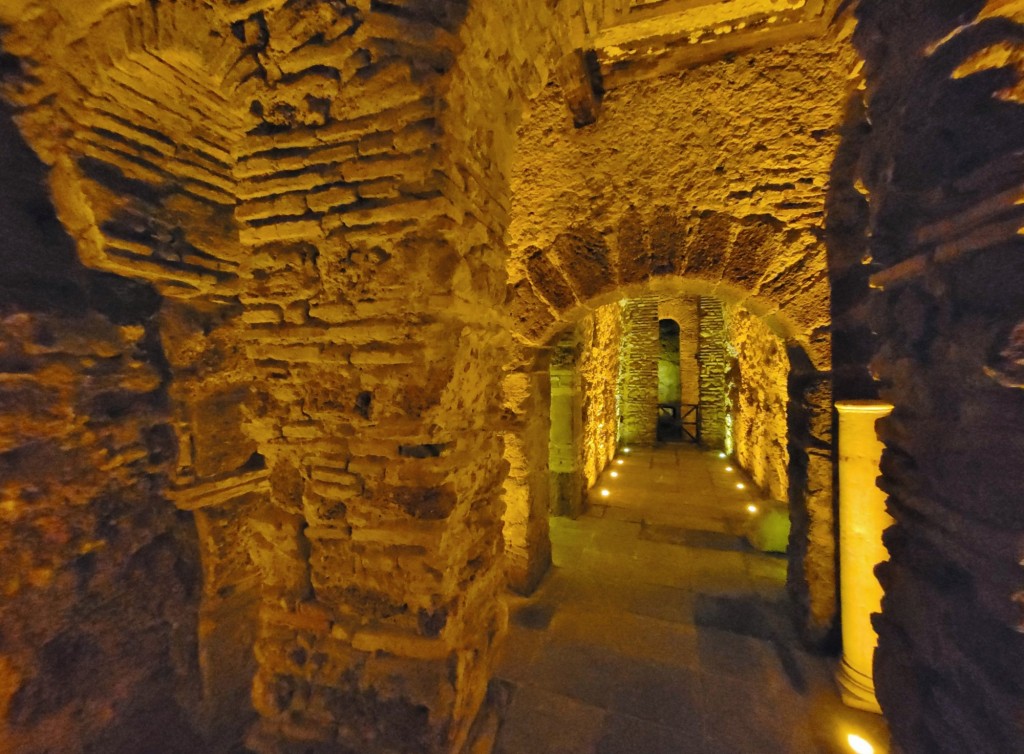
657, 318, 697, 442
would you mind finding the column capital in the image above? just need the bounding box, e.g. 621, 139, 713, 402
835, 400, 894, 415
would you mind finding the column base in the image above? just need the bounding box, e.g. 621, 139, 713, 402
836, 657, 882, 714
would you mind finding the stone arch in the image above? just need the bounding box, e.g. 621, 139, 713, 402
511, 211, 831, 368
503, 209, 837, 643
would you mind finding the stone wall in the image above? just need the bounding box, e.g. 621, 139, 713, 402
659, 297, 700, 408
852, 2, 1024, 751
726, 305, 791, 501
510, 25, 860, 251
698, 297, 729, 450
549, 332, 583, 518
617, 295, 660, 446
0, 0, 617, 750
508, 24, 860, 380
548, 303, 623, 516
578, 304, 624, 488
0, 104, 204, 754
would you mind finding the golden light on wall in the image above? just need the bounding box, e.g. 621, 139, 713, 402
847, 733, 875, 754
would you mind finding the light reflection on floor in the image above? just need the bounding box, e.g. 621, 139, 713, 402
494, 444, 891, 754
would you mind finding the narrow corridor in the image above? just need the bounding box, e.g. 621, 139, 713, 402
493, 446, 890, 754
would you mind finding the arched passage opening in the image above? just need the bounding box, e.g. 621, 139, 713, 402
503, 251, 835, 644
540, 288, 795, 538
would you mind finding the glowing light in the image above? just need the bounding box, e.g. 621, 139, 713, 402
725, 466, 733, 472
847, 734, 874, 754
746, 504, 758, 514
623, 447, 631, 453
610, 471, 619, 478
600, 488, 610, 497
615, 459, 624, 466
736, 483, 745, 490
718, 452, 726, 459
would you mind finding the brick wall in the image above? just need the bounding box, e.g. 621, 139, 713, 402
617, 295, 659, 446
698, 297, 728, 449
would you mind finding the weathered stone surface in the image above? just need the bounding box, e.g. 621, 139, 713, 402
648, 206, 686, 276
508, 30, 860, 256
851, 3, 1024, 750
575, 305, 623, 491
525, 246, 579, 312
0, 107, 205, 754
615, 206, 650, 285
552, 228, 614, 302
726, 306, 790, 501
9, 1, 1019, 752
698, 297, 729, 449
617, 295, 660, 446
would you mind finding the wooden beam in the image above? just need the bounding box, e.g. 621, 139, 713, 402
555, 48, 603, 128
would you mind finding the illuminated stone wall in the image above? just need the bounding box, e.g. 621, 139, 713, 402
509, 27, 860, 346
726, 305, 790, 501
504, 28, 860, 643
578, 304, 624, 489
0, 0, 612, 750
851, 2, 1024, 751
617, 295, 660, 446
549, 332, 583, 517
698, 297, 729, 450
0, 105, 205, 754
548, 303, 623, 516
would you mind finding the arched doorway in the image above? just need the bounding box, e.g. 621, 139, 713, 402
503, 211, 836, 644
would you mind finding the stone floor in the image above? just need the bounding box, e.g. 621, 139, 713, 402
493, 444, 891, 754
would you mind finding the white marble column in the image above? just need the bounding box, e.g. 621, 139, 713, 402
835, 400, 894, 713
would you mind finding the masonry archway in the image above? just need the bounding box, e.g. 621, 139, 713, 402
1, 1, 875, 749
503, 212, 836, 644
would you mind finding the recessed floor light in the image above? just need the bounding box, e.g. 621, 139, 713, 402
847, 734, 873, 754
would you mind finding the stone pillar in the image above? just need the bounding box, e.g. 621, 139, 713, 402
677, 298, 701, 409
549, 354, 583, 518
502, 355, 553, 595
835, 400, 894, 713
697, 297, 727, 449
618, 296, 659, 446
